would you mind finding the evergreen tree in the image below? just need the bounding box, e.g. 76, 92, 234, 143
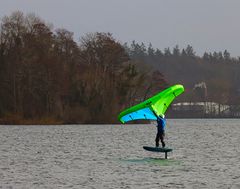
147, 43, 155, 56
164, 47, 171, 56
223, 50, 230, 61
185, 45, 195, 57
173, 45, 180, 57
155, 48, 163, 57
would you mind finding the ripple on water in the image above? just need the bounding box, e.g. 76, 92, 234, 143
0, 120, 239, 188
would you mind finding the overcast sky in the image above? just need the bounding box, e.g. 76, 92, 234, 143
1, 0, 240, 56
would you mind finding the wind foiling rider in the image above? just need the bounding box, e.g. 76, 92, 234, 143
155, 114, 166, 148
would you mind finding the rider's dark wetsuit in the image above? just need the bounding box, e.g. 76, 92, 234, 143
155, 116, 166, 148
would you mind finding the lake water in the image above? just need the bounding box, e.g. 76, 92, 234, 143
0, 119, 240, 189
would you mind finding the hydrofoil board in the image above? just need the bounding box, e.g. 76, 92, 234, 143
143, 146, 172, 159
143, 146, 172, 153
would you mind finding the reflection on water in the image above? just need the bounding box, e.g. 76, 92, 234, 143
0, 119, 240, 188
120, 157, 182, 166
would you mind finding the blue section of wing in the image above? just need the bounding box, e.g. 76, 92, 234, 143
121, 107, 157, 123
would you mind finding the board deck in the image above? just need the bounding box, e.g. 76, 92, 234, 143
143, 146, 173, 153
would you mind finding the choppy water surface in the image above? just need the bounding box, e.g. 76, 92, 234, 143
0, 119, 240, 188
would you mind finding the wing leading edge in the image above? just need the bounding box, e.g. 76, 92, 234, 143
118, 84, 184, 123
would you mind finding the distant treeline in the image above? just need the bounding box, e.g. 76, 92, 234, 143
1, 11, 240, 124
123, 41, 240, 117
0, 11, 168, 124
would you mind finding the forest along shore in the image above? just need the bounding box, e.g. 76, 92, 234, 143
1, 11, 240, 124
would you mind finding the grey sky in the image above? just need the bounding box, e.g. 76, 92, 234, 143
1, 0, 240, 56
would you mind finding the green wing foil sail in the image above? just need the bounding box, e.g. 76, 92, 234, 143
118, 84, 184, 123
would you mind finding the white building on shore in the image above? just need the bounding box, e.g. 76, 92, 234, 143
172, 102, 230, 116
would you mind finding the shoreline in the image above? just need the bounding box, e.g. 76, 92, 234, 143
0, 116, 239, 125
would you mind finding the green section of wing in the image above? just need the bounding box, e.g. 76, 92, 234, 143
118, 84, 184, 123
151, 84, 184, 116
